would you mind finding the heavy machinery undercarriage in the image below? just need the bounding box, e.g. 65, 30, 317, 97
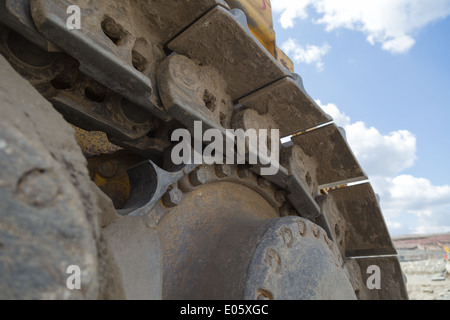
0, 0, 408, 300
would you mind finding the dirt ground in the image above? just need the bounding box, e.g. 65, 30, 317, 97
394, 233, 450, 300
401, 260, 450, 300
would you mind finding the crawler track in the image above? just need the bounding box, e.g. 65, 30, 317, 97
0, 0, 407, 300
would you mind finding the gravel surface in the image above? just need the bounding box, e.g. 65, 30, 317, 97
401, 259, 450, 300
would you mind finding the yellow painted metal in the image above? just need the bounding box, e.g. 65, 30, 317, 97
276, 46, 295, 73
71, 125, 129, 208
90, 161, 131, 210
225, 0, 294, 72
226, 0, 276, 55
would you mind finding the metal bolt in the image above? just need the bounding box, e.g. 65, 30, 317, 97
98, 161, 117, 178
275, 190, 287, 204
258, 177, 271, 188
189, 169, 208, 186
162, 188, 183, 208
215, 164, 231, 178
237, 166, 252, 179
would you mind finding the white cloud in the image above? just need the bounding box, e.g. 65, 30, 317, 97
319, 100, 416, 176
282, 39, 331, 71
272, 0, 313, 28
272, 0, 450, 54
372, 175, 450, 235
317, 100, 450, 236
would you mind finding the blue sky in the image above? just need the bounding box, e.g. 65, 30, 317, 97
270, 0, 450, 236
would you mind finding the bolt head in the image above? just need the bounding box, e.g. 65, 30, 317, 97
98, 161, 117, 178
189, 169, 208, 186
163, 188, 183, 207
215, 164, 231, 178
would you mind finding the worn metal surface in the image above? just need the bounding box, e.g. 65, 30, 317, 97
168, 6, 290, 101
280, 145, 321, 220
51, 89, 157, 142
177, 164, 287, 212
157, 178, 356, 300
31, 0, 163, 119
291, 123, 368, 189
30, 0, 230, 120
0, 0, 409, 300
158, 54, 234, 132
0, 25, 62, 91
0, 0, 49, 49
244, 216, 356, 300
117, 161, 184, 217
157, 54, 289, 187
0, 55, 124, 299
103, 216, 162, 300
239, 75, 332, 138
317, 183, 397, 258
0, 27, 161, 152
158, 182, 276, 300
345, 256, 408, 300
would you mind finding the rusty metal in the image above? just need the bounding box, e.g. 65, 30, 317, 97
155, 173, 356, 300
0, 0, 49, 49
316, 183, 397, 258
158, 54, 234, 133
29, 0, 231, 120
0, 54, 124, 299
0, 26, 163, 155
162, 188, 184, 208
280, 145, 321, 220
177, 164, 285, 212
345, 256, 408, 300
157, 54, 289, 188
238, 75, 333, 138
244, 216, 356, 300
0, 0, 408, 300
291, 123, 368, 189
167, 6, 290, 101
215, 164, 232, 178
